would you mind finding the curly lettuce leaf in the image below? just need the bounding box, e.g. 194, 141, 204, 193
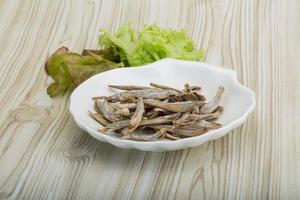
99, 24, 136, 66
98, 24, 205, 66
45, 47, 123, 97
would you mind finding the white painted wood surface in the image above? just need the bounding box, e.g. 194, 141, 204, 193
0, 0, 299, 199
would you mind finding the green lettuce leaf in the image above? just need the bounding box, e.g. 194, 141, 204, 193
99, 24, 205, 66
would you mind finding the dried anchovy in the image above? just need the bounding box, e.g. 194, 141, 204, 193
200, 86, 225, 114
153, 108, 166, 112
167, 95, 185, 102
146, 125, 208, 137
144, 110, 159, 118
122, 128, 166, 141
88, 111, 109, 126
145, 107, 169, 119
115, 108, 131, 116
143, 99, 204, 112
150, 82, 183, 93
145, 125, 174, 130
192, 90, 206, 101
96, 99, 121, 122
140, 113, 181, 126
183, 83, 192, 92
111, 102, 137, 109
183, 84, 206, 101
128, 97, 145, 132
105, 120, 130, 131
164, 133, 180, 140
106, 113, 181, 131
175, 120, 222, 129
202, 106, 224, 121
122, 89, 180, 99
92, 83, 225, 141
191, 86, 201, 91
93, 101, 101, 114
171, 128, 209, 137
174, 106, 224, 125
193, 105, 200, 114
121, 127, 130, 136
93, 89, 180, 101
108, 85, 153, 90
182, 83, 199, 101
174, 112, 191, 124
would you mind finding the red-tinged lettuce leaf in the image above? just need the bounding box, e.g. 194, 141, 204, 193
82, 48, 121, 63
45, 47, 123, 97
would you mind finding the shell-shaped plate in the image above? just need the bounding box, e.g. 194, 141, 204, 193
69, 59, 255, 152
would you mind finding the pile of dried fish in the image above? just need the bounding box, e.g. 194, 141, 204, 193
89, 83, 225, 141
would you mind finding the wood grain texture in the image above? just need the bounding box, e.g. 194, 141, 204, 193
0, 0, 299, 199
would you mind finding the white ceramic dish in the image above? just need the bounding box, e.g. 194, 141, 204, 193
69, 58, 255, 152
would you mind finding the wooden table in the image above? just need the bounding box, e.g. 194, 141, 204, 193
0, 0, 299, 199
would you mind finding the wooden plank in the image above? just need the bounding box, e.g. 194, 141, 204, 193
0, 0, 299, 199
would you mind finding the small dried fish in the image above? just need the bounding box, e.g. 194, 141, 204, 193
192, 90, 206, 101
93, 100, 101, 114
182, 94, 198, 101
121, 127, 130, 136
182, 84, 206, 101
203, 106, 224, 121
145, 125, 174, 130
164, 95, 177, 101
153, 108, 166, 112
146, 125, 208, 137
88, 111, 109, 126
122, 128, 166, 141
115, 108, 131, 116
111, 102, 137, 109
146, 107, 170, 118
93, 89, 180, 101
210, 122, 222, 128
193, 105, 200, 114
191, 86, 201, 91
144, 110, 159, 118
200, 86, 225, 114
183, 83, 192, 92
150, 82, 183, 93
121, 89, 180, 100
171, 128, 209, 137
108, 85, 153, 90
174, 112, 191, 124
91, 83, 225, 141
105, 120, 130, 131
96, 99, 121, 122
174, 106, 224, 124
141, 113, 181, 126
182, 83, 199, 101
106, 113, 181, 131
164, 132, 180, 140
175, 120, 222, 129
143, 99, 204, 112
98, 127, 109, 132
128, 97, 145, 132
